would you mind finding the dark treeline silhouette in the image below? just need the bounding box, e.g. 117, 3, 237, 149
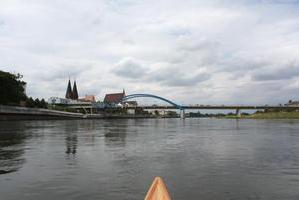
25, 97, 47, 109
189, 112, 250, 118
0, 70, 26, 105
0, 70, 48, 108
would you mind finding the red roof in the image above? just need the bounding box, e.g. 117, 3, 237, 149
104, 93, 124, 104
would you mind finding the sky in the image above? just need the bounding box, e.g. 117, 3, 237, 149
1, 0, 299, 105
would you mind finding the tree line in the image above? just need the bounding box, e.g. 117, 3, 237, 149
0, 70, 48, 108
25, 97, 47, 109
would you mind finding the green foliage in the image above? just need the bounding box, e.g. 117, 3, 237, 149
189, 112, 226, 118
247, 111, 299, 119
34, 98, 41, 107
25, 97, 48, 108
0, 70, 27, 105
154, 110, 159, 116
165, 111, 178, 118
105, 107, 127, 114
40, 98, 47, 108
0, 70, 49, 109
48, 104, 79, 113
25, 97, 35, 108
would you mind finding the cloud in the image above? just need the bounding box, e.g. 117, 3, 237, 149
163, 72, 211, 87
177, 37, 220, 52
261, 0, 299, 4
147, 64, 211, 87
112, 57, 146, 79
0, 20, 4, 27
1, 0, 299, 104
112, 56, 211, 87
252, 62, 299, 81
37, 63, 92, 81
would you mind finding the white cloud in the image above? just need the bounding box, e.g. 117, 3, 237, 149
1, 0, 299, 104
113, 57, 146, 79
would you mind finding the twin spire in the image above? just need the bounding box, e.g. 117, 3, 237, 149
65, 79, 79, 100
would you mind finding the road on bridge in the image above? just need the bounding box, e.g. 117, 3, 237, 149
132, 105, 299, 110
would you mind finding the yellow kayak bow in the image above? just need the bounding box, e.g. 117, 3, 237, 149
144, 177, 171, 200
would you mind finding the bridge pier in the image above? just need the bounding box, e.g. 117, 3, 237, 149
235, 108, 241, 118
180, 109, 185, 119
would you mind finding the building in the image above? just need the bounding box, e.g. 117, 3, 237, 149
48, 97, 69, 105
104, 89, 125, 106
72, 81, 78, 100
49, 79, 82, 105
65, 79, 72, 99
65, 79, 79, 100
124, 101, 138, 107
79, 95, 96, 102
286, 100, 299, 107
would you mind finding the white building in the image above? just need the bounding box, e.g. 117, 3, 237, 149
48, 97, 69, 105
286, 100, 299, 107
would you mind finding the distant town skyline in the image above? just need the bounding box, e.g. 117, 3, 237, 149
1, 0, 299, 105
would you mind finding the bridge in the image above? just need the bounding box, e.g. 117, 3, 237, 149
122, 94, 183, 109
65, 93, 299, 118
132, 105, 296, 110
121, 93, 299, 118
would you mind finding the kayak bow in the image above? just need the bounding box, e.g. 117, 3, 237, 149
144, 177, 171, 200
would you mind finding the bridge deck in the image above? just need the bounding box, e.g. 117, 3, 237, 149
133, 106, 299, 110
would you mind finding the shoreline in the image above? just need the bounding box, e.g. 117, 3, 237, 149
224, 111, 299, 119
2, 105, 299, 121
0, 105, 170, 121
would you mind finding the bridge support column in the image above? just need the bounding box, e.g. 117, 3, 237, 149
235, 108, 241, 118
180, 109, 185, 119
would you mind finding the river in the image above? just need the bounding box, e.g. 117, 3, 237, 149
1, 119, 299, 200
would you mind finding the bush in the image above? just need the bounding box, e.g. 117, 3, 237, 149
34, 98, 41, 108
25, 97, 48, 108
25, 97, 35, 108
40, 98, 47, 108
0, 70, 27, 105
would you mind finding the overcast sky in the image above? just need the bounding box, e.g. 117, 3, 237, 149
1, 0, 299, 105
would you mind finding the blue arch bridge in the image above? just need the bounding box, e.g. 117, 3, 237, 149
122, 93, 186, 118
68, 93, 299, 119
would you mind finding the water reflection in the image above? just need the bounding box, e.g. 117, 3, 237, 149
0, 121, 27, 174
1, 119, 299, 200
65, 134, 78, 155
62, 121, 80, 158
104, 119, 128, 147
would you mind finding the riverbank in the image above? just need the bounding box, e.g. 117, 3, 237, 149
225, 111, 299, 119
0, 105, 157, 121
3, 105, 299, 121
0, 105, 84, 120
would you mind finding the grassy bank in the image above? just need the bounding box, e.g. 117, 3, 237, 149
225, 111, 299, 119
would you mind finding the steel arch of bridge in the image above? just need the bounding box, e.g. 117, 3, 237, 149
122, 94, 184, 110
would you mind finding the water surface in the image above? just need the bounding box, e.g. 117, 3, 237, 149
1, 119, 299, 200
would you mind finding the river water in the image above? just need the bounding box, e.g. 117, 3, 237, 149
1, 119, 299, 200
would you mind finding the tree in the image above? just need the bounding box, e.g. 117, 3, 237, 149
29, 97, 35, 108
0, 70, 27, 105
26, 97, 35, 108
34, 98, 41, 108
40, 98, 47, 108
154, 110, 160, 116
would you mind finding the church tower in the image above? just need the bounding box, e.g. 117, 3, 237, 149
72, 80, 79, 100
65, 79, 73, 99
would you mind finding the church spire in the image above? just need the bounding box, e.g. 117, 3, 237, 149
72, 80, 78, 100
65, 79, 73, 99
